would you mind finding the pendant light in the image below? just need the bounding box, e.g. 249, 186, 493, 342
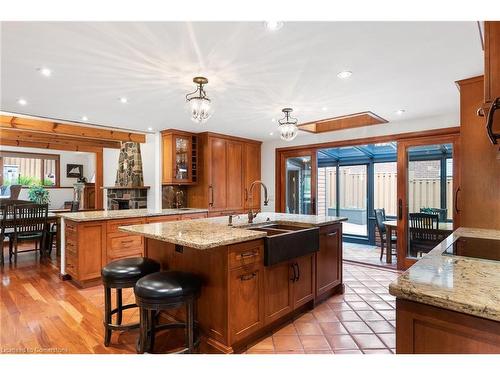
278, 108, 298, 141
186, 76, 213, 124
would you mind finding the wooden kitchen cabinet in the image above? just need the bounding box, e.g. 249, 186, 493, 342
484, 21, 500, 106
264, 254, 315, 325
187, 132, 262, 214
456, 76, 500, 229
161, 129, 198, 185
243, 142, 261, 209
316, 223, 343, 299
396, 299, 500, 353
264, 261, 294, 324
229, 264, 264, 343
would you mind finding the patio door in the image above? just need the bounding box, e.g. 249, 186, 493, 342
396, 135, 460, 270
278, 150, 317, 214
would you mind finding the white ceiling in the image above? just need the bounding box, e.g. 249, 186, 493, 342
0, 21, 483, 141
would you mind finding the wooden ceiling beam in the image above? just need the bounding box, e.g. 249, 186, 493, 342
0, 115, 146, 143
0, 128, 121, 150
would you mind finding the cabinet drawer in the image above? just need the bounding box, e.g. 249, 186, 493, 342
107, 218, 145, 233
146, 215, 179, 223
180, 212, 208, 220
107, 249, 143, 263
65, 221, 77, 235
228, 240, 263, 270
108, 234, 144, 251
65, 254, 78, 277
65, 238, 77, 256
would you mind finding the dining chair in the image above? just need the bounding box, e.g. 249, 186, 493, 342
420, 207, 447, 222
48, 201, 79, 255
409, 213, 440, 257
9, 203, 49, 263
374, 208, 397, 261
0, 205, 7, 265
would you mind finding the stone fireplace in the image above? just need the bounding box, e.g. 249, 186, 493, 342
106, 142, 149, 210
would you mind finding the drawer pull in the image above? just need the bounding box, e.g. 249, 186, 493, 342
326, 231, 337, 237
240, 272, 257, 281
121, 239, 135, 243
238, 251, 258, 259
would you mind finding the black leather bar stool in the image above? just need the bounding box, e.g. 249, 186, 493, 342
134, 271, 202, 354
101, 257, 160, 347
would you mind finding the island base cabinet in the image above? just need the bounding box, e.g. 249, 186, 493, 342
229, 265, 264, 343
264, 254, 315, 325
396, 299, 500, 353
316, 223, 343, 300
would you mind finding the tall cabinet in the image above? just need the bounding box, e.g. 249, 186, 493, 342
187, 132, 262, 216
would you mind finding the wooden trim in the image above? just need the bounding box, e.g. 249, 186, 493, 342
455, 75, 484, 91
0, 114, 146, 143
0, 128, 121, 150
0, 150, 61, 187
298, 111, 388, 134
198, 131, 262, 145
95, 151, 103, 210
276, 126, 460, 153
396, 133, 460, 270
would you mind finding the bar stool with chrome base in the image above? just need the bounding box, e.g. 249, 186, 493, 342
101, 257, 161, 347
134, 271, 202, 354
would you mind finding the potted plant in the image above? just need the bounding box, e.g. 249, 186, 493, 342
28, 185, 50, 205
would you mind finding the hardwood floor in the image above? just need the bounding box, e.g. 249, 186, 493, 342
1, 244, 399, 354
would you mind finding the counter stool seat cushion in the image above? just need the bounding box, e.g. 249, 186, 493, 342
135, 271, 202, 301
101, 257, 160, 285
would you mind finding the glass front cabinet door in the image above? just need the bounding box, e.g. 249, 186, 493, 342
161, 130, 197, 184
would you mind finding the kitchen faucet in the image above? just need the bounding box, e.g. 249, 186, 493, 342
247, 180, 269, 223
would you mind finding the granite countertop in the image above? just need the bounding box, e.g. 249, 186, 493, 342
389, 227, 500, 322
57, 208, 208, 222
119, 212, 347, 250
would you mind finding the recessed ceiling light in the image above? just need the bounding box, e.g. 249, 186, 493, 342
322, 106, 328, 111
337, 70, 353, 79
396, 109, 406, 115
17, 98, 27, 106
147, 127, 154, 131
264, 21, 283, 31
81, 116, 88, 122
38, 67, 52, 77
271, 118, 276, 123
119, 97, 128, 104
269, 132, 274, 136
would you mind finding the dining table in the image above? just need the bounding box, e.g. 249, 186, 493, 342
382, 220, 454, 264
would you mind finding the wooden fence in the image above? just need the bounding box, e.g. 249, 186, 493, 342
318, 169, 453, 219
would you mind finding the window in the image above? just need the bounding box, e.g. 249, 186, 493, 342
0, 151, 60, 187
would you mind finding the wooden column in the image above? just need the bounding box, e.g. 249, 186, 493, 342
95, 150, 104, 209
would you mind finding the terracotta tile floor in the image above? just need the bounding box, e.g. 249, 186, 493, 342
246, 262, 400, 354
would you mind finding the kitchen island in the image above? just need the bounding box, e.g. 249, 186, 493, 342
57, 208, 208, 287
120, 212, 347, 353
389, 227, 500, 353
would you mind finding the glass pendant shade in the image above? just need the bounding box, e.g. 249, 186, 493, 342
186, 76, 213, 124
187, 97, 212, 124
278, 108, 299, 141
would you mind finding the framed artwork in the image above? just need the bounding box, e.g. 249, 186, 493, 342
66, 164, 83, 178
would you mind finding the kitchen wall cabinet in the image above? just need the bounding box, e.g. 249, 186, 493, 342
161, 129, 198, 185
187, 132, 261, 214
456, 76, 500, 229
316, 223, 343, 299
484, 21, 500, 106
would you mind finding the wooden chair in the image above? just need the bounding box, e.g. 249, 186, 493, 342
48, 201, 79, 255
9, 203, 49, 263
420, 207, 447, 222
374, 208, 397, 261
409, 213, 440, 257
1, 205, 7, 265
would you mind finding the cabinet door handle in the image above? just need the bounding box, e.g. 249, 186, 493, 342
244, 188, 248, 202
398, 199, 403, 220
239, 251, 257, 259
290, 264, 296, 282
455, 187, 461, 214
240, 272, 256, 281
485, 97, 500, 145
208, 185, 214, 207
327, 231, 338, 237
294, 262, 300, 282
